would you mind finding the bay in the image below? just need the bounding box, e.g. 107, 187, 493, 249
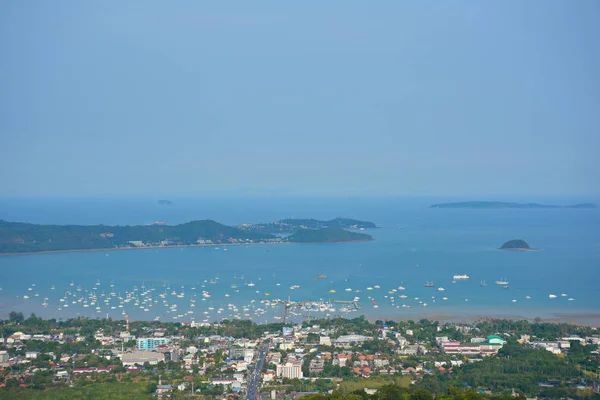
0, 197, 598, 324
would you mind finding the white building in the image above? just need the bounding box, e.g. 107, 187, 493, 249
276, 362, 303, 379
120, 351, 165, 366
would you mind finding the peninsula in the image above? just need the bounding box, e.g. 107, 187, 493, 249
430, 201, 597, 209
0, 218, 374, 254
237, 217, 377, 234
499, 239, 534, 251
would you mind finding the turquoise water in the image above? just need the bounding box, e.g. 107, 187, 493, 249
0, 197, 598, 323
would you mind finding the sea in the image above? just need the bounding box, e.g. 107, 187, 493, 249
0, 196, 599, 324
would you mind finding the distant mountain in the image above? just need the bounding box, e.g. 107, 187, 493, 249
430, 201, 597, 209
287, 227, 373, 244
500, 239, 532, 250
238, 217, 377, 234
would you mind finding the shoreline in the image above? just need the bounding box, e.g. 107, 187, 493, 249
0, 238, 373, 257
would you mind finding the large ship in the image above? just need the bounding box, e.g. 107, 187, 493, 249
453, 274, 470, 280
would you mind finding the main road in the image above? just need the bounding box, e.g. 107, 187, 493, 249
246, 342, 269, 400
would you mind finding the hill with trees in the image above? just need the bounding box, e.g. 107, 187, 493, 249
287, 227, 373, 243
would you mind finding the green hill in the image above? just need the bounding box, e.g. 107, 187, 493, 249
238, 217, 376, 234
287, 227, 373, 243
0, 219, 275, 254
0, 218, 376, 254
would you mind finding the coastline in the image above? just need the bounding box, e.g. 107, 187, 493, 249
0, 238, 373, 257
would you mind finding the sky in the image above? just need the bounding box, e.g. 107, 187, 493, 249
1, 1, 599, 198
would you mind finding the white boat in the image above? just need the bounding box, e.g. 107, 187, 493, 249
549, 294, 557, 299
495, 279, 509, 285
438, 287, 445, 291
568, 297, 575, 301
453, 274, 469, 280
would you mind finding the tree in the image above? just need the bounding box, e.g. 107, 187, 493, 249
9, 311, 24, 324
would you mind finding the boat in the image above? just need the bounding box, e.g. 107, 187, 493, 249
495, 279, 509, 285
480, 280, 487, 287
437, 287, 445, 291
316, 274, 327, 279
525, 296, 531, 299
549, 294, 557, 299
424, 281, 434, 288
453, 274, 470, 280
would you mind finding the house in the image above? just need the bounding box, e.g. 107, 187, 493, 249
25, 351, 40, 359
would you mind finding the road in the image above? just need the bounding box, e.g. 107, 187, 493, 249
246, 342, 269, 400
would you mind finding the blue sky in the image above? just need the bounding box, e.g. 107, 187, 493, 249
1, 1, 599, 197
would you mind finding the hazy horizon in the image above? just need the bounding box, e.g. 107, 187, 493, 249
2, 1, 599, 198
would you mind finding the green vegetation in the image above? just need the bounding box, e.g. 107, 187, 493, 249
0, 217, 377, 253
499, 239, 531, 250
0, 219, 275, 253
287, 227, 373, 243
240, 217, 377, 234
0, 381, 155, 400
302, 386, 520, 400
430, 201, 597, 209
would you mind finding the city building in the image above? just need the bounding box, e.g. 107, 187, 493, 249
136, 337, 171, 350
120, 350, 165, 366
276, 362, 303, 379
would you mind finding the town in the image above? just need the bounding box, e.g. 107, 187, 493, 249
0, 313, 599, 399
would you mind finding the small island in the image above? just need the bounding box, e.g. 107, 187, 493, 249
0, 217, 375, 255
499, 239, 535, 251
430, 201, 597, 209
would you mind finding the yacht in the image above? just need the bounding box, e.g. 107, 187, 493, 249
453, 274, 469, 280
548, 294, 558, 299
424, 281, 434, 288
480, 280, 487, 287
495, 279, 509, 285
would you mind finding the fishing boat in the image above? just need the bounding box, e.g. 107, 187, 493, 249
424, 281, 434, 288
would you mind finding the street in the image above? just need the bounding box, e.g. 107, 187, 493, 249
246, 342, 268, 400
